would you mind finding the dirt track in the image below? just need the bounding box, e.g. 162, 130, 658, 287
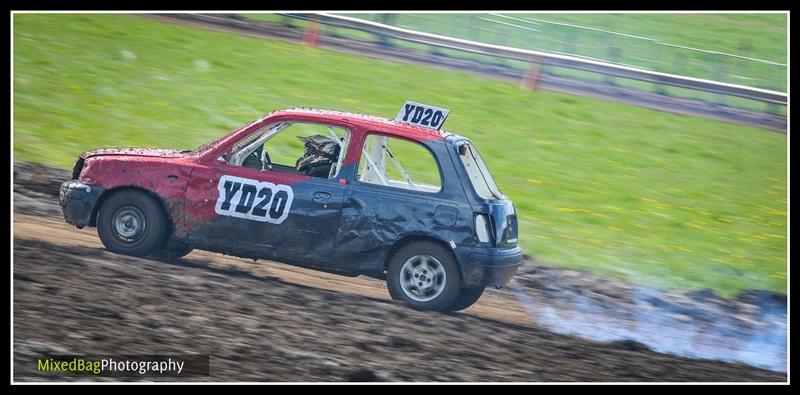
12, 162, 787, 381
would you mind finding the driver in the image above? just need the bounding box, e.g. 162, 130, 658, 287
296, 135, 340, 178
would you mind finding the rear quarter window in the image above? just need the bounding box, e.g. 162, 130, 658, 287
357, 134, 442, 193
458, 142, 503, 200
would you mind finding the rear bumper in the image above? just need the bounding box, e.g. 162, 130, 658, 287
456, 246, 523, 287
59, 181, 104, 228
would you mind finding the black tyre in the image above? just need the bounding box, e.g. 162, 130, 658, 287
446, 286, 486, 312
387, 241, 461, 311
149, 244, 193, 261
97, 190, 168, 257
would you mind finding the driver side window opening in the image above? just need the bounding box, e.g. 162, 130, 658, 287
229, 122, 350, 179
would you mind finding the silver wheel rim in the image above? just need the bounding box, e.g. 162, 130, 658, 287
112, 205, 146, 242
399, 255, 447, 302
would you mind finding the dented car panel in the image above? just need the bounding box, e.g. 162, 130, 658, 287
79, 154, 195, 229
334, 136, 473, 277
59, 107, 522, 292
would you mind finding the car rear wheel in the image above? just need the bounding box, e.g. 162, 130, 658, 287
97, 190, 167, 257
387, 241, 461, 311
446, 286, 486, 312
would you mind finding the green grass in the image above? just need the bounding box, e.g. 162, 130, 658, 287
13, 14, 787, 295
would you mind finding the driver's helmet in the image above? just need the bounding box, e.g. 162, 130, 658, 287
295, 135, 340, 172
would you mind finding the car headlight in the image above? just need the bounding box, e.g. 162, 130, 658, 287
71, 157, 85, 180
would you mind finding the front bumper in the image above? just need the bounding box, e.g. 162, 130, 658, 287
456, 246, 523, 287
59, 181, 104, 228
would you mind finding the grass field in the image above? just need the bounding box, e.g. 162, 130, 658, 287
244, 13, 788, 92
13, 14, 787, 295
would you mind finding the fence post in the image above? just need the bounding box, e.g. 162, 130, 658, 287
376, 14, 395, 47
605, 47, 621, 86
521, 56, 543, 90
562, 30, 575, 53
713, 53, 728, 106
674, 52, 687, 75
429, 16, 445, 57
738, 38, 754, 91
302, 16, 321, 48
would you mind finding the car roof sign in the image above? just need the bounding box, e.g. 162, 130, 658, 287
395, 101, 450, 130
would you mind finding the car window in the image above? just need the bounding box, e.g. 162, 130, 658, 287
357, 134, 442, 193
230, 122, 349, 179
457, 142, 503, 200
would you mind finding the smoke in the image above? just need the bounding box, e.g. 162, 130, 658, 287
509, 281, 787, 372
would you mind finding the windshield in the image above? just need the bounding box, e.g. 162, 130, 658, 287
457, 142, 503, 200
190, 129, 239, 155
190, 117, 268, 155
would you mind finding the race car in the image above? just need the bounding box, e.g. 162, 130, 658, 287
59, 102, 522, 311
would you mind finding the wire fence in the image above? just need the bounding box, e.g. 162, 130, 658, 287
348, 13, 788, 94
285, 13, 786, 115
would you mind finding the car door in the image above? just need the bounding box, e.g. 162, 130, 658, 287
334, 132, 465, 274
183, 122, 347, 266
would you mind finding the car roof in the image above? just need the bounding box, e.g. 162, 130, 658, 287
269, 108, 451, 141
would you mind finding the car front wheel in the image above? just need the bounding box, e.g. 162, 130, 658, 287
387, 241, 461, 311
149, 244, 193, 261
97, 190, 168, 257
